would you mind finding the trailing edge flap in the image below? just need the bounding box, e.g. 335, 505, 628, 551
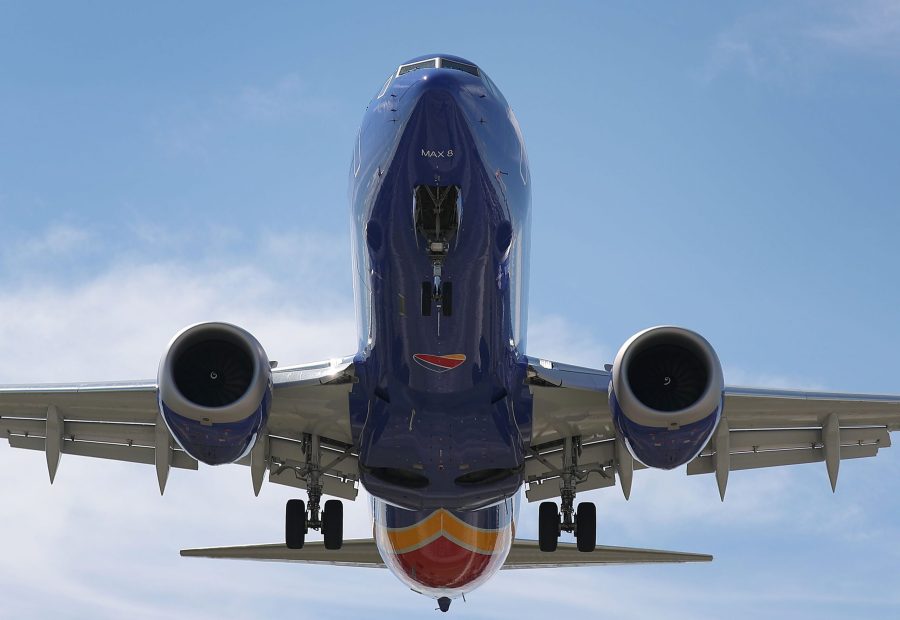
502, 540, 713, 569
180, 538, 711, 569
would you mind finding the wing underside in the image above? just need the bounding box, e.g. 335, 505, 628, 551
0, 358, 360, 498
524, 356, 900, 501
4, 353, 900, 505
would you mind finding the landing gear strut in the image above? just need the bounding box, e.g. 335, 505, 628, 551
538, 436, 596, 552
284, 434, 344, 550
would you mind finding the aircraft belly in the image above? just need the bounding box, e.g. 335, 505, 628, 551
349, 68, 533, 511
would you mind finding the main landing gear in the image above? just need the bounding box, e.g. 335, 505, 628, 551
285, 497, 343, 550
284, 434, 344, 550
538, 436, 597, 552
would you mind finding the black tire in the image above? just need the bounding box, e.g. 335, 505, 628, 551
421, 281, 432, 316
323, 499, 344, 550
576, 502, 596, 552
286, 499, 306, 550
441, 281, 453, 317
538, 501, 559, 552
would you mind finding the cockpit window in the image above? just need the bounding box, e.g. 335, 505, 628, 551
398, 59, 438, 75
396, 57, 481, 78
439, 58, 479, 76
376, 73, 393, 99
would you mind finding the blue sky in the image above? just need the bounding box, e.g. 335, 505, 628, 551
2, 1, 900, 617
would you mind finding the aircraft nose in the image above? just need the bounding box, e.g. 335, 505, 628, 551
408, 70, 469, 106
419, 69, 465, 90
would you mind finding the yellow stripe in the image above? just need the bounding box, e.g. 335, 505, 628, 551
442, 511, 501, 553
385, 511, 444, 551
384, 509, 506, 555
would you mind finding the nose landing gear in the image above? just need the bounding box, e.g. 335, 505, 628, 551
422, 280, 453, 317
415, 184, 459, 320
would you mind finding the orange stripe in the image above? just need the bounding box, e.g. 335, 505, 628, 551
441, 512, 501, 554
384, 509, 506, 555
385, 511, 444, 552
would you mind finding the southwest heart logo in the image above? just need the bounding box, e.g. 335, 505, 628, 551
413, 353, 466, 373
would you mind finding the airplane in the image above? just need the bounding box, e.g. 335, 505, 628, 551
3, 53, 900, 613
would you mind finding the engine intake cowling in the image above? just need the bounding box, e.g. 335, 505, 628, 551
158, 322, 272, 465
610, 326, 723, 470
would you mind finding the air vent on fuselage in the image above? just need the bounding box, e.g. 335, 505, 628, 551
414, 185, 460, 248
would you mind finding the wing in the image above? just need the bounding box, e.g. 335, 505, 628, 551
0, 357, 359, 498
690, 386, 900, 498
524, 356, 623, 501
527, 357, 613, 446
524, 355, 900, 501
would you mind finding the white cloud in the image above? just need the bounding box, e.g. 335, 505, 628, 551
236, 74, 335, 121
701, 1, 900, 84
150, 73, 340, 160
810, 0, 900, 58
1, 223, 94, 264
723, 366, 826, 391
0, 223, 377, 617
527, 314, 612, 367
2, 223, 900, 618
0, 225, 355, 383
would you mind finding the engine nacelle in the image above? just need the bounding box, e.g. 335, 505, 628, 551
158, 322, 272, 465
609, 326, 723, 470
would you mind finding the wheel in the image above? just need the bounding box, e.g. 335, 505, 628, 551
286, 499, 306, 549
441, 281, 453, 316
538, 501, 559, 552
576, 502, 596, 552
421, 281, 432, 316
323, 499, 344, 550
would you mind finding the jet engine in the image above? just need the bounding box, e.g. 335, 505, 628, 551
609, 326, 723, 469
157, 322, 272, 465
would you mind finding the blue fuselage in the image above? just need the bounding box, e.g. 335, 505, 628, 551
348, 56, 534, 511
